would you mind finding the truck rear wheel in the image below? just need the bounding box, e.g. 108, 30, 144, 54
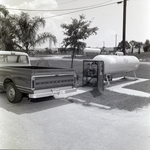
6, 82, 22, 103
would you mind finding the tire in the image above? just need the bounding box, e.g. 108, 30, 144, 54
6, 82, 22, 103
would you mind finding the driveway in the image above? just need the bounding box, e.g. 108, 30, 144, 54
0, 92, 150, 150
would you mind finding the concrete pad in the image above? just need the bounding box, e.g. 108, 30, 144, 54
140, 62, 150, 65
54, 87, 92, 99
55, 77, 150, 99
107, 77, 150, 98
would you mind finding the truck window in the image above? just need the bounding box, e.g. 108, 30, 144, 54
19, 55, 29, 64
0, 55, 29, 64
0, 55, 8, 63
0, 56, 4, 62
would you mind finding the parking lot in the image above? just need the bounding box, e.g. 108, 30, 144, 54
0, 92, 150, 150
1, 57, 150, 149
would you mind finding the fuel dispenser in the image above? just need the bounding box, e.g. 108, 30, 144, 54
82, 60, 104, 93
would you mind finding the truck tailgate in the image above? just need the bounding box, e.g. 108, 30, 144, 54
30, 66, 76, 90
34, 74, 75, 90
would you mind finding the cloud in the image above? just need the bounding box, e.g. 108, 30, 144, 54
37, 18, 64, 48
19, 0, 58, 9
5, 0, 58, 16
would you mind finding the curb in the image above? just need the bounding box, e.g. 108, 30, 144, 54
89, 102, 111, 110
67, 97, 86, 103
67, 97, 111, 110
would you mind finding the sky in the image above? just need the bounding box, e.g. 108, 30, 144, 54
1, 0, 150, 49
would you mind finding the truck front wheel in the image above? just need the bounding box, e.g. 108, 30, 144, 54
6, 82, 22, 103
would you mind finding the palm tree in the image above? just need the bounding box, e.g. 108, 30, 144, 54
135, 42, 143, 54
129, 40, 143, 54
0, 5, 17, 51
14, 12, 57, 53
143, 39, 150, 52
129, 40, 136, 53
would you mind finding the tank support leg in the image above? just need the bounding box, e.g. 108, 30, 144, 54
133, 71, 137, 79
105, 75, 110, 86
123, 72, 127, 79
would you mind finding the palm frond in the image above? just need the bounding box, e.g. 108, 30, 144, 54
0, 5, 9, 17
31, 32, 57, 47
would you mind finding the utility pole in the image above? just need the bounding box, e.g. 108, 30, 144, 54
122, 0, 127, 55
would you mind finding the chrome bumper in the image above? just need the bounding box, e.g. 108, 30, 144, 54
29, 86, 76, 99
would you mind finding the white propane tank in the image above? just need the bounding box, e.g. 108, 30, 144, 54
93, 55, 139, 74
84, 48, 101, 55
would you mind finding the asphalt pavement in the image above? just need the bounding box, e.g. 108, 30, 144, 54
0, 92, 150, 149
1, 56, 150, 149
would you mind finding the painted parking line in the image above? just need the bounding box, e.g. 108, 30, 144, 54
106, 77, 150, 98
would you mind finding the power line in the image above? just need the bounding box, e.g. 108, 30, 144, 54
6, 0, 115, 12
36, 0, 113, 9
36, 0, 77, 9
5, 0, 124, 19
44, 1, 121, 19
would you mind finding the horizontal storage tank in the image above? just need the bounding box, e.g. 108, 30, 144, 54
93, 55, 139, 74
84, 48, 101, 55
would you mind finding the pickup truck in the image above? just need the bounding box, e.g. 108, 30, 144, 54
0, 51, 77, 103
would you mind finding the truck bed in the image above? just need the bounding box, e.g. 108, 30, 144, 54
0, 66, 76, 97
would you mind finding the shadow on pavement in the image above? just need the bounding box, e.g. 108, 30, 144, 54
0, 93, 71, 114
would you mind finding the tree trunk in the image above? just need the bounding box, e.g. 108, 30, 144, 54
71, 48, 75, 68
26, 46, 29, 54
131, 47, 134, 53
138, 47, 140, 54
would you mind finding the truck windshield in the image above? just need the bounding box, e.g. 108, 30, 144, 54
0, 55, 29, 64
